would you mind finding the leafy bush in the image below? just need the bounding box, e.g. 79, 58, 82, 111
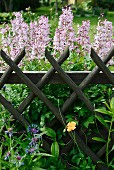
88, 0, 114, 11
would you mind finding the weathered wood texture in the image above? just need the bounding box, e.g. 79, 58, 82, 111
0, 46, 114, 170
1, 71, 114, 84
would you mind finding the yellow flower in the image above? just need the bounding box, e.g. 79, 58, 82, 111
66, 121, 76, 132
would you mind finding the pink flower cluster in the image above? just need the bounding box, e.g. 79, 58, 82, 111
29, 16, 51, 60
53, 7, 91, 59
1, 12, 51, 61
53, 7, 76, 55
1, 12, 28, 59
93, 17, 114, 64
1, 9, 114, 71
76, 20, 91, 57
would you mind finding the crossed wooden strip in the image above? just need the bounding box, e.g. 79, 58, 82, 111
0, 48, 70, 125
0, 46, 113, 170
48, 47, 114, 159
60, 47, 114, 158
0, 49, 29, 127
0, 48, 69, 153
44, 47, 114, 170
61, 47, 114, 114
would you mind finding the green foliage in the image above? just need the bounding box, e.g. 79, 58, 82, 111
0, 121, 63, 169
92, 137, 106, 143
95, 97, 114, 168
95, 115, 109, 129
0, 0, 41, 12
63, 148, 96, 170
42, 127, 56, 141
0, 13, 12, 24
88, 0, 114, 11
51, 141, 59, 157
1, 80, 113, 168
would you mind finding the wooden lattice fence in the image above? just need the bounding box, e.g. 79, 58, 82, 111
0, 46, 114, 170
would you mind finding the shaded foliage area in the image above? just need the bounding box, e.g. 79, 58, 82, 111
89, 0, 114, 11
0, 0, 41, 12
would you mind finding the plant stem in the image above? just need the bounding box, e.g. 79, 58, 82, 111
71, 131, 81, 153
0, 146, 2, 170
106, 115, 113, 166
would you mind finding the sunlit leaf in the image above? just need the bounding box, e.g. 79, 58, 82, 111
92, 137, 106, 143
110, 97, 114, 110
95, 115, 109, 129
95, 108, 112, 116
104, 102, 111, 111
41, 127, 56, 141
109, 145, 114, 154
51, 141, 59, 157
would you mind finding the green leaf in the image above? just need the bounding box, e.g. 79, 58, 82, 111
110, 97, 114, 110
41, 127, 56, 141
95, 115, 109, 129
95, 108, 112, 116
92, 137, 106, 143
104, 102, 111, 110
109, 145, 114, 154
105, 120, 111, 123
35, 153, 53, 157
97, 160, 105, 165
84, 116, 94, 128
51, 141, 59, 157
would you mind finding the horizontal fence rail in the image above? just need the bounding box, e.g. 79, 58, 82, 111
1, 71, 114, 84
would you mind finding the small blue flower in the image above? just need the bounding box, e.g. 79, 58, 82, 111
27, 124, 40, 135
21, 162, 24, 166
4, 151, 10, 160
25, 147, 35, 154
5, 128, 13, 137
25, 149, 29, 154
2, 85, 6, 91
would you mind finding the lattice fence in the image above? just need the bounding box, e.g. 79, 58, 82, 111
0, 46, 114, 170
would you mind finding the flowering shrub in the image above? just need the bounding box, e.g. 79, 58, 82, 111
93, 15, 114, 65
76, 20, 91, 57
0, 123, 64, 169
1, 12, 51, 61
0, 7, 114, 71
53, 6, 76, 55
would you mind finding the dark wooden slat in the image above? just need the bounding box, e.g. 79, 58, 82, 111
0, 50, 66, 125
45, 49, 95, 113
91, 47, 114, 85
0, 94, 29, 127
1, 71, 114, 84
0, 49, 25, 89
0, 46, 114, 86
0, 47, 112, 169
0, 50, 109, 170
97, 141, 114, 158
60, 48, 114, 157
96, 131, 114, 158
17, 47, 69, 113
61, 46, 114, 114
45, 50, 110, 170
61, 130, 109, 170
74, 132, 108, 170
